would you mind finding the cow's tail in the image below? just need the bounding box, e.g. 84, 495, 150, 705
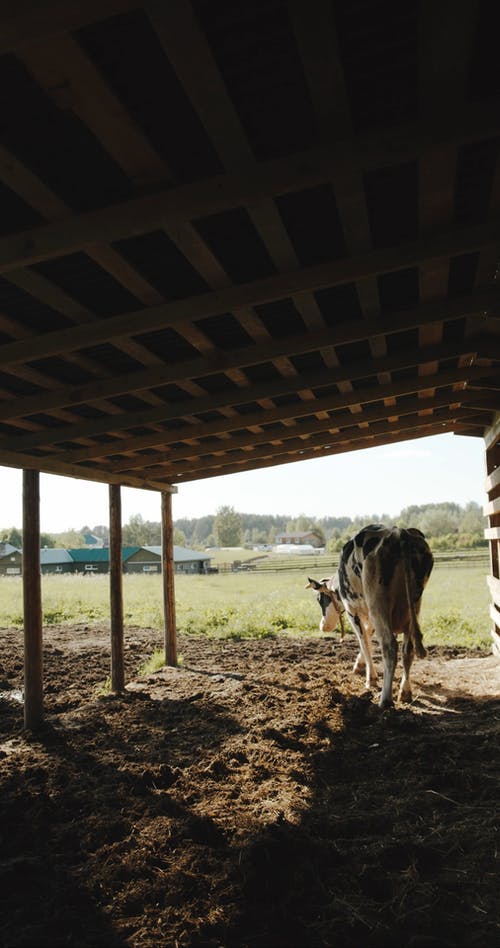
400, 530, 426, 659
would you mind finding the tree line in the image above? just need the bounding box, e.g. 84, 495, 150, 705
0, 501, 486, 551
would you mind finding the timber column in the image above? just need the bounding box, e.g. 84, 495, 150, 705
161, 489, 177, 666
485, 413, 500, 657
109, 484, 125, 691
23, 469, 43, 729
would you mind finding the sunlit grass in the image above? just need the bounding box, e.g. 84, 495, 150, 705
0, 560, 492, 649
137, 650, 184, 676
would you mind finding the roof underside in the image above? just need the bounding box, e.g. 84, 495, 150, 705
0, 0, 499, 492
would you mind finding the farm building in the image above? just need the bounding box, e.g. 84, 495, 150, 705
81, 532, 105, 548
0, 543, 22, 576
137, 545, 213, 574
9, 545, 214, 575
275, 530, 324, 548
39, 548, 75, 574
68, 546, 141, 574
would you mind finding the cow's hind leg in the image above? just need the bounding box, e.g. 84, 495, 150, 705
349, 615, 377, 689
398, 632, 414, 703
373, 619, 398, 708
353, 650, 365, 675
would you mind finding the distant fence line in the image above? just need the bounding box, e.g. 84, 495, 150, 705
214, 549, 489, 575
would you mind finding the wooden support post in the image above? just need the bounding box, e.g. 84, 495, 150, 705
161, 490, 177, 666
22, 469, 43, 729
484, 415, 500, 657
109, 483, 125, 691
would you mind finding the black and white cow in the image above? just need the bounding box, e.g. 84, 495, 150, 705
337, 524, 434, 708
305, 573, 345, 636
308, 525, 434, 708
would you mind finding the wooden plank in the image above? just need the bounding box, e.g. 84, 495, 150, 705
417, 0, 478, 386
109, 484, 125, 692
0, 0, 138, 55
0, 445, 178, 492
1, 231, 500, 371
0, 144, 68, 219
486, 574, 500, 607
161, 490, 177, 667
0, 298, 493, 423
0, 152, 190, 414
164, 422, 471, 484
0, 332, 488, 438
59, 365, 495, 464
0, 118, 500, 275
5, 46, 220, 391
291, 0, 387, 396
489, 603, 500, 631
19, 35, 171, 189
485, 465, 500, 493
484, 527, 500, 540
148, 0, 328, 395
131, 411, 486, 480
484, 413, 500, 450
109, 394, 488, 474
3, 363, 492, 458
492, 629, 500, 658
111, 399, 486, 473
22, 469, 43, 730
484, 496, 500, 517
148, 0, 251, 167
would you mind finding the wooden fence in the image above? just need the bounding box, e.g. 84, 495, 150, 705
215, 549, 489, 575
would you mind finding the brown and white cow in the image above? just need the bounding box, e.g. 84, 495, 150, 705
305, 573, 345, 636
336, 524, 434, 708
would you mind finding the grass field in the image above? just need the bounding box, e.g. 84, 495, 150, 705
0, 559, 492, 649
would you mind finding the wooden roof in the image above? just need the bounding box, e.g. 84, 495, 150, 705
0, 0, 499, 493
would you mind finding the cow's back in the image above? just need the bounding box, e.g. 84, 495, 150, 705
338, 525, 433, 631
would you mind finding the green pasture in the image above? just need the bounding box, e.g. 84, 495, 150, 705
0, 558, 492, 649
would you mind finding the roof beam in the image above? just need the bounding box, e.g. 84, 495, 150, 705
1, 98, 500, 274
418, 0, 478, 397
291, 0, 389, 384
156, 420, 486, 484
0, 334, 489, 440
0, 445, 177, 492
0, 1, 138, 55
1, 229, 500, 370
146, 410, 492, 481
1, 363, 492, 461
0, 296, 495, 422
110, 391, 486, 473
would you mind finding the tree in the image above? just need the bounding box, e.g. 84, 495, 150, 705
459, 501, 484, 536
173, 528, 187, 546
40, 533, 55, 549
4, 526, 22, 548
419, 508, 459, 537
122, 514, 161, 546
214, 506, 242, 547
57, 529, 86, 548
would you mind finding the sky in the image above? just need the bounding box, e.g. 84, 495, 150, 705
0, 432, 486, 534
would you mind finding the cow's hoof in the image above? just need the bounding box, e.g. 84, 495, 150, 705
379, 698, 395, 710
353, 662, 365, 675
399, 689, 412, 704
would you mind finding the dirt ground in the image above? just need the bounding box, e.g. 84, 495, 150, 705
0, 623, 499, 948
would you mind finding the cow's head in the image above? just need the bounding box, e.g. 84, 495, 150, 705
306, 576, 345, 636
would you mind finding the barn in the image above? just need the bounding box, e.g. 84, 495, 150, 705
0, 542, 22, 575
0, 3, 499, 945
